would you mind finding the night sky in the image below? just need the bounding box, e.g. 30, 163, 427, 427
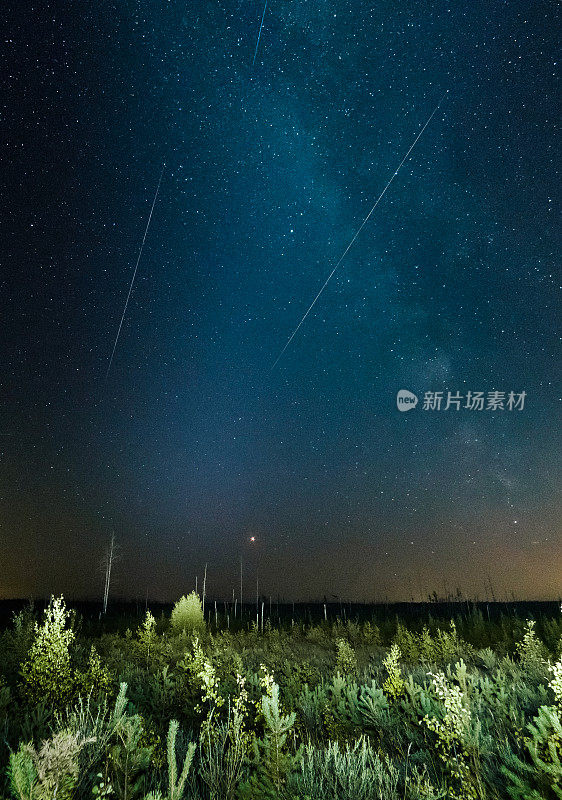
1, 0, 560, 602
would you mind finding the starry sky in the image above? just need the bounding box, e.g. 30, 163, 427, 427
1, 0, 560, 602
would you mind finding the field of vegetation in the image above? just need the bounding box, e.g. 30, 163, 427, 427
0, 594, 561, 799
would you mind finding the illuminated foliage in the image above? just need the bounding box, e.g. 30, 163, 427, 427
20, 596, 75, 708
170, 594, 205, 636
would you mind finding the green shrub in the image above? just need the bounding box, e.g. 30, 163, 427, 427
383, 644, 405, 700
241, 682, 301, 799
0, 604, 36, 683
516, 620, 549, 673
170, 594, 205, 636
5, 603, 562, 800
138, 611, 158, 665
19, 596, 75, 708
163, 719, 196, 800
421, 661, 485, 800
393, 620, 473, 665
54, 683, 132, 797
78, 646, 113, 699
503, 657, 562, 799
288, 736, 401, 800
305, 625, 330, 646
198, 703, 248, 800
0, 675, 11, 724
357, 679, 389, 729
335, 639, 357, 677
297, 683, 329, 740
109, 712, 153, 800
360, 621, 381, 646
8, 729, 93, 800
393, 622, 419, 661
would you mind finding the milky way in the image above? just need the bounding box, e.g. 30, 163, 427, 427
1, 0, 559, 602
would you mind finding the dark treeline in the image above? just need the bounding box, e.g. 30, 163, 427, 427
0, 597, 559, 633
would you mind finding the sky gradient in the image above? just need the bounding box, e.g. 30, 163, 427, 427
1, 0, 560, 602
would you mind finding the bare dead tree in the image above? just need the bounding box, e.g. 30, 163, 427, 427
240, 556, 243, 614
101, 533, 117, 615
202, 562, 207, 616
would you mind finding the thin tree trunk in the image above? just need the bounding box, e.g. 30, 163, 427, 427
202, 563, 207, 617
102, 533, 114, 615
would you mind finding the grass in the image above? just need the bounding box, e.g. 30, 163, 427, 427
0, 596, 560, 799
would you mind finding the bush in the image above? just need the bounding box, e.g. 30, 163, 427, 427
19, 596, 75, 708
241, 682, 301, 798
287, 736, 401, 800
8, 729, 93, 800
515, 620, 549, 674
78, 646, 112, 699
382, 645, 405, 700
335, 639, 357, 677
164, 719, 196, 800
4, 602, 562, 800
109, 712, 153, 800
170, 594, 205, 636
503, 657, 562, 799
421, 662, 485, 800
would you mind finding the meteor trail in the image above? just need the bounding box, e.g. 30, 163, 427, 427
105, 164, 165, 380
252, 0, 268, 67
271, 93, 448, 370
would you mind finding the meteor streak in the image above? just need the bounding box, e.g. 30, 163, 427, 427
252, 0, 268, 67
105, 164, 165, 379
271, 93, 448, 370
